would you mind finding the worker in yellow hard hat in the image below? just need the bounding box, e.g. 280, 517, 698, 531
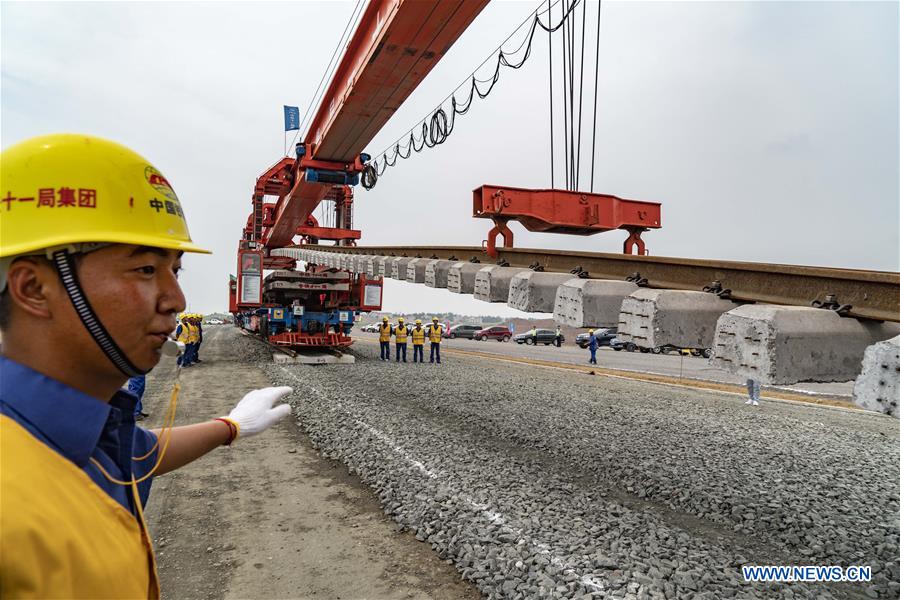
183, 313, 202, 366
411, 319, 425, 363
393, 316, 409, 363
426, 316, 443, 364
175, 313, 195, 368
378, 316, 392, 361
0, 134, 294, 598
588, 329, 598, 364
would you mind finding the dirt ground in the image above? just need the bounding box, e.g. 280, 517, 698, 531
142, 326, 479, 600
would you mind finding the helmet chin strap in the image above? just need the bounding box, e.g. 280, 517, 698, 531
51, 250, 146, 378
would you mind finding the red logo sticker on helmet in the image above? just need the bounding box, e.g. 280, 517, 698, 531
145, 166, 178, 202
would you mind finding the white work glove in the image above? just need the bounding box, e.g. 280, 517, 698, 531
224, 386, 293, 439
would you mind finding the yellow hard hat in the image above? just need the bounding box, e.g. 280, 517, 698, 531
398, 317, 404, 322
589, 329, 594, 334
0, 133, 210, 258
432, 316, 438, 321
382, 316, 388, 322
415, 319, 422, 325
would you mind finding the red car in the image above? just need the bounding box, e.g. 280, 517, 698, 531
474, 325, 512, 342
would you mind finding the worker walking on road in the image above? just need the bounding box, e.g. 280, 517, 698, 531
529, 326, 538, 346
745, 378, 761, 406
555, 326, 562, 347
588, 329, 598, 365
0, 134, 293, 599
427, 316, 443, 364
411, 319, 426, 363
378, 316, 392, 361
394, 317, 409, 362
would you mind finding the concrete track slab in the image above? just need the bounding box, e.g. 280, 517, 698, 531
618, 289, 738, 349
391, 257, 414, 280
425, 259, 455, 288
375, 256, 394, 277
366, 255, 384, 277
508, 271, 575, 313
352, 255, 371, 274
406, 258, 429, 283
385, 257, 402, 279
273, 352, 356, 365
853, 335, 900, 418
712, 304, 900, 384
448, 262, 485, 294
553, 279, 639, 328
474, 266, 529, 303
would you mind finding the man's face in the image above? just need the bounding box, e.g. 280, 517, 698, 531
72, 245, 186, 372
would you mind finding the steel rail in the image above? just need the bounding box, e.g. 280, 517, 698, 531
297, 245, 900, 322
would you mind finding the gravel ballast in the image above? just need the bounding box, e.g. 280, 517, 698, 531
231, 329, 899, 599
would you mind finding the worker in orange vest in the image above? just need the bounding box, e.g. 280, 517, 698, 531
378, 316, 392, 361
426, 316, 443, 364
411, 319, 426, 363
394, 317, 409, 362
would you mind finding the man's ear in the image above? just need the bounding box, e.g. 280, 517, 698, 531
5, 258, 58, 320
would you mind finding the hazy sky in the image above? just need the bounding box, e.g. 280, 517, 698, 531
2, 1, 897, 316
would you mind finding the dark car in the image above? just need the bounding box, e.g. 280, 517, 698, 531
513, 329, 565, 345
575, 328, 617, 349
445, 324, 482, 339
474, 325, 512, 342
609, 337, 641, 352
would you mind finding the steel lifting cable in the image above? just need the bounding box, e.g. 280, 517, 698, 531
561, 0, 570, 190
362, 0, 583, 190
547, 0, 555, 188
590, 0, 603, 192
556, 0, 590, 192
576, 0, 586, 188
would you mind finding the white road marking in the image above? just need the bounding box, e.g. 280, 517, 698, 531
278, 365, 606, 593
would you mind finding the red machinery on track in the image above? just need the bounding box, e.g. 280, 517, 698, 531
230, 0, 662, 348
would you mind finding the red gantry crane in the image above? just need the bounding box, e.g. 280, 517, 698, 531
230, 0, 661, 349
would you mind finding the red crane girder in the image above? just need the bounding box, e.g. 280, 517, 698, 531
473, 185, 663, 256
265, 0, 490, 247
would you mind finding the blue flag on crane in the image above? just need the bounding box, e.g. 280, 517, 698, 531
283, 105, 300, 131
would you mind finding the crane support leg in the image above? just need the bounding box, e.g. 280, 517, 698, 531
623, 227, 648, 255
485, 218, 515, 258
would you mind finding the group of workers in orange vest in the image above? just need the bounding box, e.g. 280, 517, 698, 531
175, 313, 203, 367
377, 316, 443, 364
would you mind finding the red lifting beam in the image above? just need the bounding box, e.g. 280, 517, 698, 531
265, 0, 490, 247
473, 184, 662, 257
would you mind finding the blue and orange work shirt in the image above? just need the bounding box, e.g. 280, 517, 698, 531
0, 356, 161, 598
